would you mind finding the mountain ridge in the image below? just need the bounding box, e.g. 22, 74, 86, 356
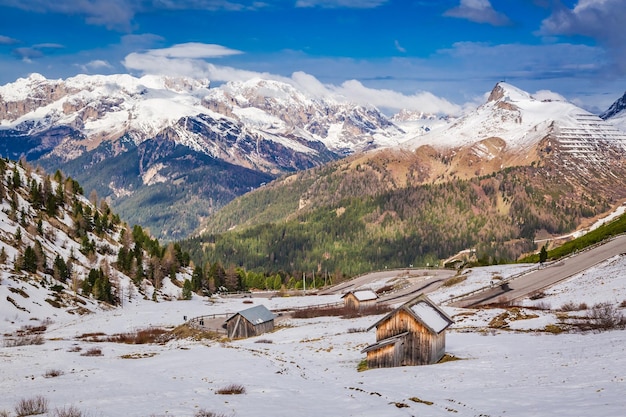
185, 82, 626, 274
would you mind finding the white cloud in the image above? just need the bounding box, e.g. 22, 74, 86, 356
540, 0, 626, 73
146, 43, 243, 59
394, 40, 406, 53
332, 79, 462, 114
121, 43, 461, 114
532, 89, 566, 102
0, 35, 19, 45
444, 0, 511, 26
0, 1, 259, 30
85, 59, 113, 69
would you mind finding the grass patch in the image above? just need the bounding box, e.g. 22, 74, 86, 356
215, 384, 246, 395
543, 324, 565, 334
80, 347, 102, 356
357, 358, 368, 372
171, 324, 222, 341
442, 275, 467, 287
44, 369, 64, 378
15, 396, 48, 416
293, 304, 391, 319
120, 352, 158, 359
9, 287, 29, 298
438, 354, 462, 364
409, 397, 434, 406
52, 406, 83, 417
194, 410, 228, 417
107, 327, 172, 344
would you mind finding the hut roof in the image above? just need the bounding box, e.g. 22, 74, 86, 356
361, 331, 409, 354
226, 304, 275, 325
367, 294, 453, 334
341, 289, 378, 302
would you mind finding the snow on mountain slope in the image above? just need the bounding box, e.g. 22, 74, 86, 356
0, 74, 410, 172
601, 90, 626, 132
403, 82, 626, 155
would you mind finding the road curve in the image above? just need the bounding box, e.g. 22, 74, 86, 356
451, 235, 626, 308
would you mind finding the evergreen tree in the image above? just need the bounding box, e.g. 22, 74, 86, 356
21, 246, 38, 273
53, 255, 70, 283
191, 265, 203, 292
539, 245, 548, 264
182, 279, 193, 300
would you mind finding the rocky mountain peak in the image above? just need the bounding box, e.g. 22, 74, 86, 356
600, 91, 626, 120
487, 82, 532, 103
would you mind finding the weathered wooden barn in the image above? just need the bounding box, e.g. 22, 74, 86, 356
361, 294, 453, 368
342, 290, 378, 310
225, 304, 275, 339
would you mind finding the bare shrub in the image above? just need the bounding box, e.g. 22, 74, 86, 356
560, 301, 587, 311
533, 301, 551, 311
0, 410, 11, 417
620, 300, 626, 308
15, 395, 48, 416
80, 347, 102, 356
76, 332, 106, 342
106, 327, 172, 344
67, 345, 82, 353
529, 290, 546, 300
294, 304, 391, 319
347, 327, 366, 333
589, 303, 626, 330
44, 369, 64, 378
4, 334, 44, 347
53, 406, 83, 417
442, 275, 467, 287
216, 384, 246, 395
195, 410, 228, 417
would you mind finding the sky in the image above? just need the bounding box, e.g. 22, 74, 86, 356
0, 0, 625, 114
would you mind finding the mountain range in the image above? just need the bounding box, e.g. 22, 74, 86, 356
181, 82, 626, 275
0, 73, 440, 239
2, 73, 626, 250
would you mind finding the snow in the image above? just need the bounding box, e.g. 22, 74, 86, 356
401, 82, 626, 153
349, 289, 378, 301
2, 252, 626, 416
410, 301, 450, 333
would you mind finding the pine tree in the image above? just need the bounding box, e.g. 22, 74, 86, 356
182, 279, 193, 300
539, 245, 548, 264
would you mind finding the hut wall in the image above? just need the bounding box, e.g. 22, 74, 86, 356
374, 310, 446, 366
344, 294, 359, 310
366, 340, 405, 369
227, 316, 274, 339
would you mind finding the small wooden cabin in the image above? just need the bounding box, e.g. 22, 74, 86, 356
342, 290, 378, 310
361, 294, 453, 368
226, 305, 275, 339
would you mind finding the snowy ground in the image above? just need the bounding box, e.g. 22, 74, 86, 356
2, 257, 626, 417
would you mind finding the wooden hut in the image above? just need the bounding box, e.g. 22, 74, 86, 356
341, 290, 378, 310
226, 304, 275, 339
361, 294, 453, 368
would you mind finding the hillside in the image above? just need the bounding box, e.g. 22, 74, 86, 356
184, 83, 626, 276
1, 249, 625, 416
0, 158, 196, 322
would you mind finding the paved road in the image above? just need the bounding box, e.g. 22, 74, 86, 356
451, 235, 626, 308
319, 268, 456, 305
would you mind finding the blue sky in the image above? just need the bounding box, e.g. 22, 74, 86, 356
1, 0, 625, 114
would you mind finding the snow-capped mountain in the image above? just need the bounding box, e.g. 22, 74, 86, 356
0, 73, 406, 171
600, 90, 626, 132
404, 82, 626, 155
0, 73, 419, 239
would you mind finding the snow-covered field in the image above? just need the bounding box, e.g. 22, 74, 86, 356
2, 256, 626, 417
